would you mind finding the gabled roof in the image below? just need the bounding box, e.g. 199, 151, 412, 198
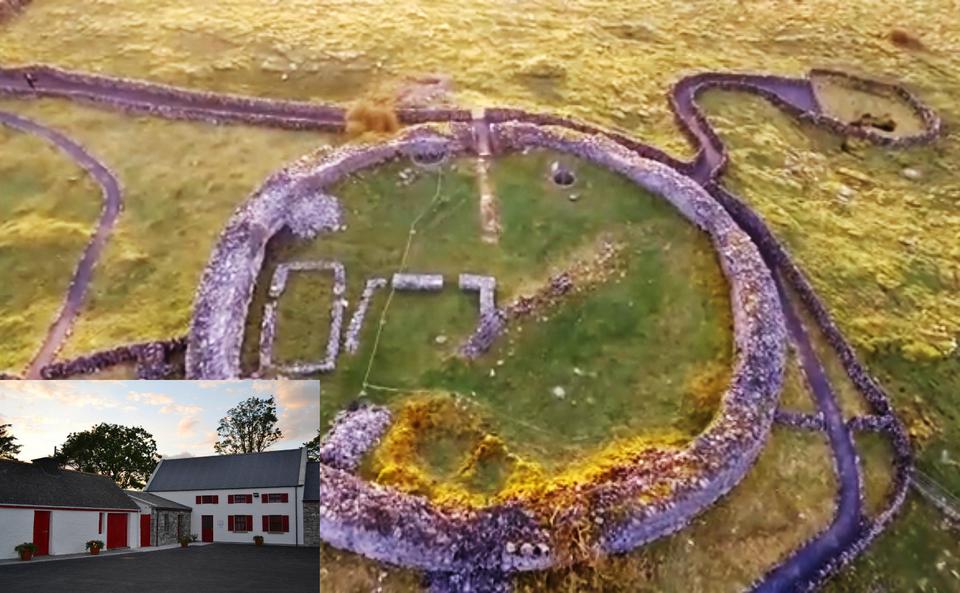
145, 448, 305, 492
124, 490, 192, 511
303, 462, 319, 502
0, 459, 139, 511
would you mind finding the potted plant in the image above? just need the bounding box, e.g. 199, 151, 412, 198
253, 535, 264, 546
15, 543, 36, 561
86, 540, 104, 556
179, 535, 191, 548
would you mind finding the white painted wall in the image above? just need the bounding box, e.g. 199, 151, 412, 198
0, 507, 139, 558
148, 487, 304, 545
0, 508, 34, 559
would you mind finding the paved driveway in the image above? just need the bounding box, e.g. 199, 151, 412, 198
0, 544, 319, 593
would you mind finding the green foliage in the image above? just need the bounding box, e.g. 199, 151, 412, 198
303, 429, 322, 462
214, 396, 283, 455
14, 542, 36, 554
85, 540, 104, 550
0, 423, 22, 459
56, 423, 160, 489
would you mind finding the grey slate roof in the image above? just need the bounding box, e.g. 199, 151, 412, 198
303, 462, 319, 502
146, 448, 304, 492
124, 490, 192, 511
0, 459, 139, 511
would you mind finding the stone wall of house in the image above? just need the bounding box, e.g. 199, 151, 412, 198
153, 510, 190, 546
303, 502, 320, 546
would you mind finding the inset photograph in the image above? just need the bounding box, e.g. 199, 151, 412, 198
0, 380, 319, 592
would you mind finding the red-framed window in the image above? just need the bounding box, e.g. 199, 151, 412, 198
227, 515, 253, 532
261, 515, 290, 533
195, 495, 219, 504
227, 494, 253, 504
261, 493, 288, 503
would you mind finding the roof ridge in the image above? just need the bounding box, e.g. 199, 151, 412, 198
160, 447, 304, 462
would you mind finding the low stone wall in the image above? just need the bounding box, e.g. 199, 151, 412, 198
38, 336, 186, 379
317, 404, 393, 473
0, 65, 347, 131
259, 260, 346, 376
670, 70, 942, 182
707, 184, 915, 593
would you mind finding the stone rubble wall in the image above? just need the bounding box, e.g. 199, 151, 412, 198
317, 404, 393, 473
38, 336, 186, 379
392, 273, 444, 291
258, 260, 346, 376
344, 278, 388, 354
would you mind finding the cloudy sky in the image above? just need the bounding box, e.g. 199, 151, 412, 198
0, 381, 319, 461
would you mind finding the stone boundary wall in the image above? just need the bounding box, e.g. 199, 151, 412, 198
317, 122, 785, 575
37, 336, 186, 379
0, 65, 346, 132
671, 70, 942, 182
709, 184, 914, 593
484, 107, 691, 174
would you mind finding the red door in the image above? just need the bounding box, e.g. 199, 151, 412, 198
106, 513, 128, 549
201, 515, 214, 543
140, 515, 151, 547
32, 511, 51, 556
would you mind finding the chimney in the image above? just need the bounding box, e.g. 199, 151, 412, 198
32, 457, 62, 474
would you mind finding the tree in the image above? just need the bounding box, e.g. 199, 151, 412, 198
0, 423, 22, 460
56, 423, 160, 489
304, 430, 322, 462
214, 396, 283, 455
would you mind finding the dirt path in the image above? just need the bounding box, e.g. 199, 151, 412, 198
0, 111, 122, 378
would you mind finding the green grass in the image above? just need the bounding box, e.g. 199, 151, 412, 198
856, 431, 896, 518
824, 495, 960, 593
273, 271, 335, 365
246, 149, 732, 480
0, 98, 332, 358
0, 125, 102, 372
779, 346, 819, 414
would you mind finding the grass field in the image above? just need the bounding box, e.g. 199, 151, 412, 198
823, 495, 960, 593
0, 98, 331, 362
0, 124, 101, 371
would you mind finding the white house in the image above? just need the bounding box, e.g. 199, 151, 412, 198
144, 448, 310, 546
0, 457, 140, 559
